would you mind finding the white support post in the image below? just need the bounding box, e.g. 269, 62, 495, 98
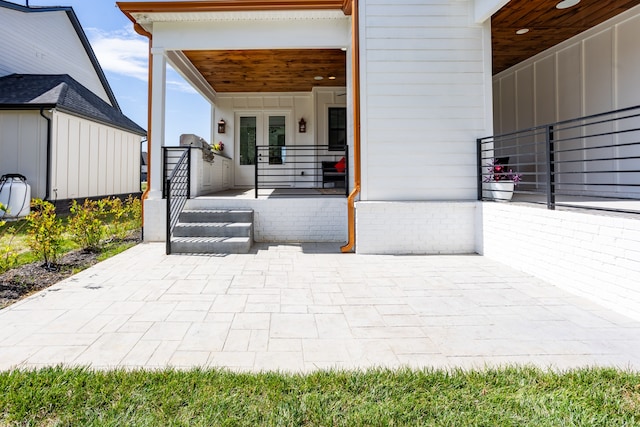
143, 47, 168, 242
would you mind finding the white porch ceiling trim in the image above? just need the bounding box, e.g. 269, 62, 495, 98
165, 50, 217, 103
133, 9, 346, 27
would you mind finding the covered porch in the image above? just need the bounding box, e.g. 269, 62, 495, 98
117, 1, 355, 245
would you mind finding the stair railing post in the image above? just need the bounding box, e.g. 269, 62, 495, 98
477, 138, 483, 201
166, 176, 172, 255
546, 125, 555, 210
255, 144, 259, 199
187, 147, 191, 199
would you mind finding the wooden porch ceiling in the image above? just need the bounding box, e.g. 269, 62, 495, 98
492, 0, 640, 74
183, 49, 347, 93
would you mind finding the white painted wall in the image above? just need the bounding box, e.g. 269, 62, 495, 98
0, 110, 48, 198
214, 89, 346, 187
358, 0, 492, 201
479, 202, 640, 322
50, 111, 141, 201
0, 6, 111, 105
356, 201, 477, 254
354, 0, 492, 254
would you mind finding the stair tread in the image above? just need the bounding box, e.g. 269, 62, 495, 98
182, 209, 253, 213
174, 222, 252, 227
172, 236, 250, 242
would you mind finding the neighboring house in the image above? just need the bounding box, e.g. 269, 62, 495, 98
0, 1, 146, 203
117, 1, 640, 317
141, 152, 148, 182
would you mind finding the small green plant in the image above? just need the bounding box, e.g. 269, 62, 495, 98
0, 225, 20, 273
125, 195, 142, 230
0, 201, 7, 228
26, 199, 64, 269
68, 199, 108, 251
106, 197, 128, 240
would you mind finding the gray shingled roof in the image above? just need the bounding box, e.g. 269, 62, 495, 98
0, 74, 146, 136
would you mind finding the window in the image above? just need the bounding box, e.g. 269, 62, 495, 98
328, 107, 346, 151
239, 117, 257, 165
268, 115, 286, 164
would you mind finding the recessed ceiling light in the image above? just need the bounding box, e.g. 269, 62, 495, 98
516, 28, 530, 35
314, 76, 324, 81
328, 76, 336, 80
556, 0, 580, 9
341, 47, 347, 51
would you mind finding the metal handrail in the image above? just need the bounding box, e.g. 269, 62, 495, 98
165, 147, 190, 254
253, 144, 348, 198
477, 105, 640, 214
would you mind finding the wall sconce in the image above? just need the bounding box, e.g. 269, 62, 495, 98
298, 118, 306, 133
217, 119, 226, 134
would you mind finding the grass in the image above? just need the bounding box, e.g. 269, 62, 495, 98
1, 366, 639, 426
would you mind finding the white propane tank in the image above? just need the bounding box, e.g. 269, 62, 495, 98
0, 174, 31, 219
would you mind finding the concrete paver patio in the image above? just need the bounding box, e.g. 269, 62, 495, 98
1, 242, 639, 371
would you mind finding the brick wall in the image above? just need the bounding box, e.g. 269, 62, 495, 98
478, 202, 640, 320
185, 197, 347, 243
355, 201, 477, 254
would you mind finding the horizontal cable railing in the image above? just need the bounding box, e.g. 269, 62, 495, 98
165, 147, 190, 255
253, 145, 348, 198
478, 105, 640, 214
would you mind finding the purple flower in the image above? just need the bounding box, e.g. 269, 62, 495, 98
484, 159, 522, 185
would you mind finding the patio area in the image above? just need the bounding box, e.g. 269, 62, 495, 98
1, 242, 639, 372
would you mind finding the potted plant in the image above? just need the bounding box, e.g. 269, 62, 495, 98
483, 158, 521, 201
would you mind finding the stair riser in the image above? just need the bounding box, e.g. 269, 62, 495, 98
173, 224, 252, 238
180, 211, 253, 223
171, 240, 252, 254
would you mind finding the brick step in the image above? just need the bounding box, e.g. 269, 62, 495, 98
170, 236, 252, 254
179, 209, 253, 223
173, 222, 252, 238
169, 208, 254, 255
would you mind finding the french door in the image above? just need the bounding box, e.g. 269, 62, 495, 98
234, 112, 290, 187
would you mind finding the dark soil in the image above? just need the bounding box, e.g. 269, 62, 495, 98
0, 233, 141, 309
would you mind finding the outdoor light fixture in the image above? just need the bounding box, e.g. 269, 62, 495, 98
298, 118, 307, 133
217, 119, 226, 134
556, 0, 580, 9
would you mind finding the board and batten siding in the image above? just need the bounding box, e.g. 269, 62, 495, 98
492, 5, 640, 195
0, 7, 111, 105
360, 0, 492, 201
50, 111, 141, 201
493, 5, 640, 132
0, 111, 48, 199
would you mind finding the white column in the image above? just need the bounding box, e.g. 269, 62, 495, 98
149, 47, 167, 198
143, 47, 168, 242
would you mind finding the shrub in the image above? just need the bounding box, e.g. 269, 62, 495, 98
0, 202, 6, 228
68, 199, 108, 251
0, 225, 19, 273
125, 195, 142, 230
26, 199, 64, 269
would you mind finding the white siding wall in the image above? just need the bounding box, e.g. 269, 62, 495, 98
0, 7, 111, 104
50, 111, 141, 200
0, 111, 47, 198
354, 0, 492, 254
359, 0, 491, 201
493, 5, 640, 132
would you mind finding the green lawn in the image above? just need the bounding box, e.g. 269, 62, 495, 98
1, 366, 638, 426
